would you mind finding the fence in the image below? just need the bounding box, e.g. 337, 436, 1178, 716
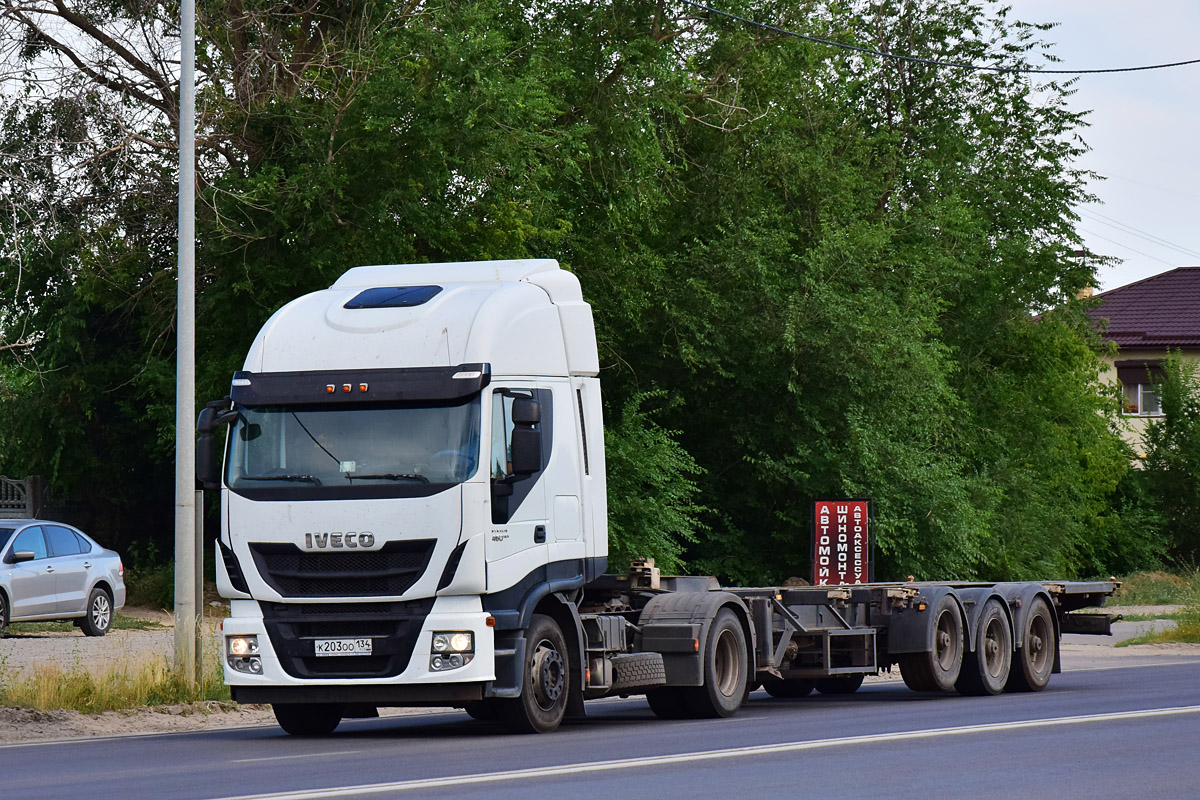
0, 475, 42, 519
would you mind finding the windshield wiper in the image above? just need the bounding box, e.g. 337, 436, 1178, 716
346, 473, 430, 484
238, 474, 323, 485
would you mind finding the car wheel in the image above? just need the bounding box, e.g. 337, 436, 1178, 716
80, 587, 113, 636
0, 590, 8, 636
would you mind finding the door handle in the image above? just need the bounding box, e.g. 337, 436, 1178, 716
83, 561, 93, 569
45, 565, 55, 573
534, 525, 547, 544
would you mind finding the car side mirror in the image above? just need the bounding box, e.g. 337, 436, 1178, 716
11, 550, 35, 563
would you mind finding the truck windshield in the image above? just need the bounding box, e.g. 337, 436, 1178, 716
225, 396, 481, 493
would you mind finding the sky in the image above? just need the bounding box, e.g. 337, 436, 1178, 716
1003, 1, 1200, 291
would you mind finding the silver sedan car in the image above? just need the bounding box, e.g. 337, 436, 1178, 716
0, 519, 126, 636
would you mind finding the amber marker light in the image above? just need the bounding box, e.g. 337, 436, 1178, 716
342, 383, 352, 392
359, 383, 369, 392
326, 384, 336, 393
485, 615, 496, 628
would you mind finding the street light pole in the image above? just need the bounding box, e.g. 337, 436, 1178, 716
174, 0, 198, 687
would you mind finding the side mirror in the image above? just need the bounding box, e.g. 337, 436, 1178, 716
11, 550, 35, 563
509, 427, 542, 475
196, 402, 238, 489
511, 398, 540, 426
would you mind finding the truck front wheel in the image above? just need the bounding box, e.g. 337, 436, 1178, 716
501, 614, 569, 733
273, 703, 343, 736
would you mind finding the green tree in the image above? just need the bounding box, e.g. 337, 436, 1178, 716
1142, 355, 1200, 562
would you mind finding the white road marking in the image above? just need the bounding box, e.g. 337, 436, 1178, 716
205, 704, 1200, 800
232, 750, 364, 764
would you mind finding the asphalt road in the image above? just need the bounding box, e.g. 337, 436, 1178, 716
5, 655, 1200, 800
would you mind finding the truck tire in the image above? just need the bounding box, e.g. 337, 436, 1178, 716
646, 687, 692, 719
762, 678, 815, 698
897, 593, 963, 692
814, 674, 865, 694
463, 700, 503, 721
956, 598, 1012, 696
273, 703, 343, 736
1007, 596, 1055, 692
611, 652, 667, 693
685, 608, 748, 718
500, 614, 570, 734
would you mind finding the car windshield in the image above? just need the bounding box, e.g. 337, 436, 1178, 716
225, 396, 481, 492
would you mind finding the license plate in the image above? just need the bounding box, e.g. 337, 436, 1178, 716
313, 638, 373, 657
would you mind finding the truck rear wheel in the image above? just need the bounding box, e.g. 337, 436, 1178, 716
762, 678, 815, 698
500, 614, 569, 734
815, 674, 865, 694
686, 608, 748, 718
956, 598, 1012, 696
898, 593, 963, 692
1007, 596, 1055, 692
273, 703, 343, 736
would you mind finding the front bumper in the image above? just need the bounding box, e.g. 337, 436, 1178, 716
222, 594, 495, 699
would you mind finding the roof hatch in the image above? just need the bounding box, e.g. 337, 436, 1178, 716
344, 285, 442, 309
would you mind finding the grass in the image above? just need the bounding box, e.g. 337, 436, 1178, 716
0, 650, 230, 713
1108, 568, 1200, 646
1117, 606, 1200, 646
5, 612, 165, 635
1111, 569, 1200, 606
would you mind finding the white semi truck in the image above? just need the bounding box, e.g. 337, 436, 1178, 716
196, 259, 1117, 735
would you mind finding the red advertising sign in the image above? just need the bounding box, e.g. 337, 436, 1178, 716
811, 500, 871, 586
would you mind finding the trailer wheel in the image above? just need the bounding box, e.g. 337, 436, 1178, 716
1007, 597, 1055, 692
815, 674, 865, 695
500, 614, 569, 733
956, 598, 1012, 696
687, 608, 748, 718
762, 678, 815, 698
273, 703, 343, 736
898, 593, 963, 692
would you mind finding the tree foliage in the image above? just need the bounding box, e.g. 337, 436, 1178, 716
1142, 355, 1200, 563
0, 0, 1151, 577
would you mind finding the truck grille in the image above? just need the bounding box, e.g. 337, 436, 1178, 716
261, 599, 435, 679
248, 540, 436, 597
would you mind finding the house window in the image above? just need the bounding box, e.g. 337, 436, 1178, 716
1138, 384, 1162, 417
1122, 382, 1162, 417
1116, 360, 1165, 417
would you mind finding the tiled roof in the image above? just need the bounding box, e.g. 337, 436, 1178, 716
1086, 267, 1200, 348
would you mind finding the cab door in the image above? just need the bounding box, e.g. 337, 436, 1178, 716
485, 386, 549, 567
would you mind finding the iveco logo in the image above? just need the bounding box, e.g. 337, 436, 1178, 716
304, 531, 376, 550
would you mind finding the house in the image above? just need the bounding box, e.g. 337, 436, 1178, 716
1085, 266, 1200, 455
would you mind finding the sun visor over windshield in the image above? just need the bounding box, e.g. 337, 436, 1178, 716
230, 364, 490, 405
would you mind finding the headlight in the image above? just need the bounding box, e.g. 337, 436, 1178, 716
430, 631, 474, 671
227, 635, 259, 656
227, 635, 263, 674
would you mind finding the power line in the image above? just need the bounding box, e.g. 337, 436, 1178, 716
1077, 227, 1178, 267
680, 1, 1200, 75
1079, 210, 1200, 261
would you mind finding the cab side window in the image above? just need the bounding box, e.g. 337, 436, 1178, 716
11, 527, 48, 560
